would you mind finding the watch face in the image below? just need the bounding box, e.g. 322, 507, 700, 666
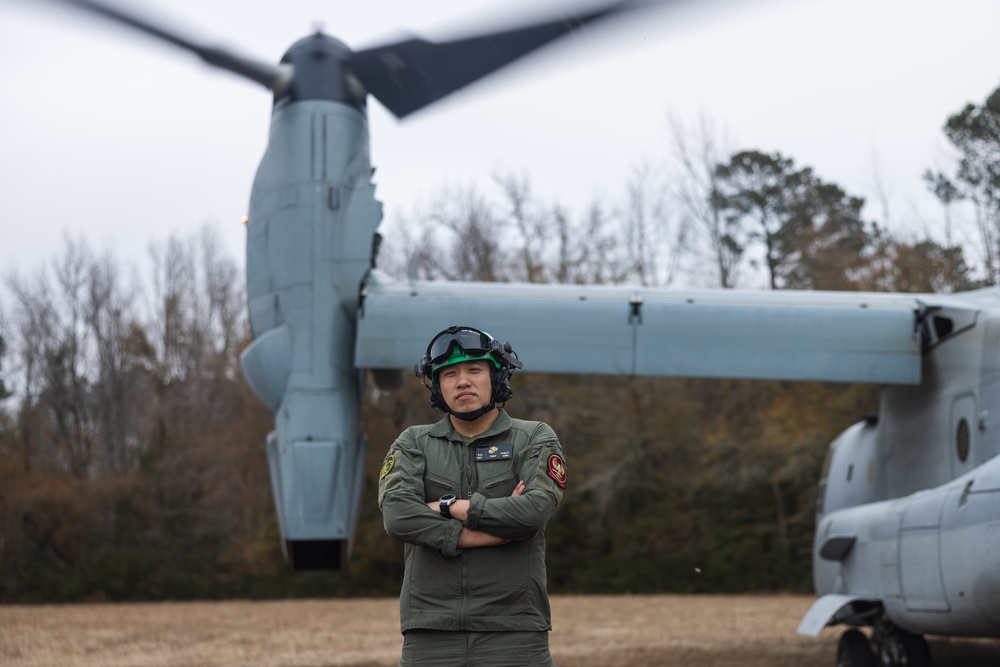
439, 494, 456, 517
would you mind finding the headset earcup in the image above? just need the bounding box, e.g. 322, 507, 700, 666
492, 366, 513, 403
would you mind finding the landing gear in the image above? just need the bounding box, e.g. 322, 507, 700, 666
835, 619, 932, 667
837, 629, 875, 667
897, 632, 931, 667
871, 617, 932, 667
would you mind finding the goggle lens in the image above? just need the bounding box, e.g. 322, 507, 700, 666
428, 328, 491, 365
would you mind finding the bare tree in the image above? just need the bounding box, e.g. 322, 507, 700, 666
617, 161, 685, 287
494, 171, 550, 283
669, 113, 740, 288
493, 171, 635, 285
3, 236, 151, 477
395, 184, 508, 282
5, 238, 95, 477
198, 225, 243, 364
5, 268, 51, 473
0, 334, 10, 402
147, 225, 246, 428
383, 176, 638, 287
553, 202, 629, 285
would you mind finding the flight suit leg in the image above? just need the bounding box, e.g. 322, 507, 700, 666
399, 630, 557, 667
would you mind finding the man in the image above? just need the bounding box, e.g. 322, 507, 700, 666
378, 325, 568, 667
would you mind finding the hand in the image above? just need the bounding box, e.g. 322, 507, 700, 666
427, 481, 526, 518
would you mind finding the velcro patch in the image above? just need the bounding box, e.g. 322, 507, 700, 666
547, 454, 567, 488
476, 442, 513, 461
379, 454, 395, 480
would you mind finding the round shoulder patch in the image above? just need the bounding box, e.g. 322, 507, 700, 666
379, 454, 395, 481
547, 454, 567, 488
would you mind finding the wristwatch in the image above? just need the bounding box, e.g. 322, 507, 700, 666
439, 494, 457, 518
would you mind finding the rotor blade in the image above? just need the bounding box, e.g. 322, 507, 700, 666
53, 0, 282, 90
352, 0, 644, 118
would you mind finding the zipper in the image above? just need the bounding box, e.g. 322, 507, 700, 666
458, 439, 476, 630
459, 543, 468, 630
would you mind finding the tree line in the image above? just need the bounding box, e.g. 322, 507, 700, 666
0, 85, 998, 602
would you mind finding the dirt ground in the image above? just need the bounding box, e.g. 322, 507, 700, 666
0, 595, 995, 667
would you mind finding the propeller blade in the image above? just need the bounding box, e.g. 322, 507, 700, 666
352, 0, 645, 118
53, 0, 282, 90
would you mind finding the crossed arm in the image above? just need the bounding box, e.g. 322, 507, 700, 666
425, 480, 526, 548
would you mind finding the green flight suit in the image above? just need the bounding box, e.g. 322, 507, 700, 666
378, 409, 567, 635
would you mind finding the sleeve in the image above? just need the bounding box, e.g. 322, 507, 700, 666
378, 428, 463, 557
464, 422, 567, 541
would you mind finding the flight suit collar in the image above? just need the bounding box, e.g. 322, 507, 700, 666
429, 408, 511, 443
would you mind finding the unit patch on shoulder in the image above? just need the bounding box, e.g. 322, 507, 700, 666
476, 442, 513, 462
379, 454, 395, 480
547, 454, 567, 488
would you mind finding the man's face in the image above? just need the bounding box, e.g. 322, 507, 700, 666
438, 359, 493, 413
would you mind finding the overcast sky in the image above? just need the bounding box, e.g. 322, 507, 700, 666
2, 0, 1000, 285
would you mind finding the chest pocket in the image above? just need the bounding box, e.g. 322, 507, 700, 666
479, 469, 518, 498
423, 470, 458, 503
476, 442, 519, 498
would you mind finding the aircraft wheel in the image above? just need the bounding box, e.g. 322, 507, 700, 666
837, 629, 875, 667
898, 631, 932, 667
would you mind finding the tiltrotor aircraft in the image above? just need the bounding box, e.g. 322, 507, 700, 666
22, 0, 1000, 665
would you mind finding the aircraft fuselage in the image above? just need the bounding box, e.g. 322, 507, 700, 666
805, 303, 1000, 640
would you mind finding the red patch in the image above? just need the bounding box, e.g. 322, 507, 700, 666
547, 454, 567, 488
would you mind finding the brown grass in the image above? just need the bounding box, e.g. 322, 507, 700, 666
0, 595, 995, 666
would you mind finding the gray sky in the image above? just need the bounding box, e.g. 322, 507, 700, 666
2, 0, 1000, 283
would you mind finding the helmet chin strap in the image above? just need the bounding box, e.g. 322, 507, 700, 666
449, 401, 496, 422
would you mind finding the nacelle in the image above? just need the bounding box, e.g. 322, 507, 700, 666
240, 99, 382, 569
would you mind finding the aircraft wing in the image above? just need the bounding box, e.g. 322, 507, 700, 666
355, 272, 925, 385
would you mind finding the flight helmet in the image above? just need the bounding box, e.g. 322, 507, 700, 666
414, 325, 522, 420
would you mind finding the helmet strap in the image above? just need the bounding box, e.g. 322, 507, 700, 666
449, 401, 496, 422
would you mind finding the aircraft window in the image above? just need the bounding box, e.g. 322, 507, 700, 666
846, 464, 854, 482
956, 417, 970, 462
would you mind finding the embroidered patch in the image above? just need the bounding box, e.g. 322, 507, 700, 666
379, 454, 395, 480
476, 442, 513, 461
547, 454, 567, 488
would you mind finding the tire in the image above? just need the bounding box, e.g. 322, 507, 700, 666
899, 631, 932, 667
837, 629, 875, 667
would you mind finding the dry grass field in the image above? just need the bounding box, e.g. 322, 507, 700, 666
0, 595, 995, 667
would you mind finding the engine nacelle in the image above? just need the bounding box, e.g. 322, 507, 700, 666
240, 99, 382, 570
